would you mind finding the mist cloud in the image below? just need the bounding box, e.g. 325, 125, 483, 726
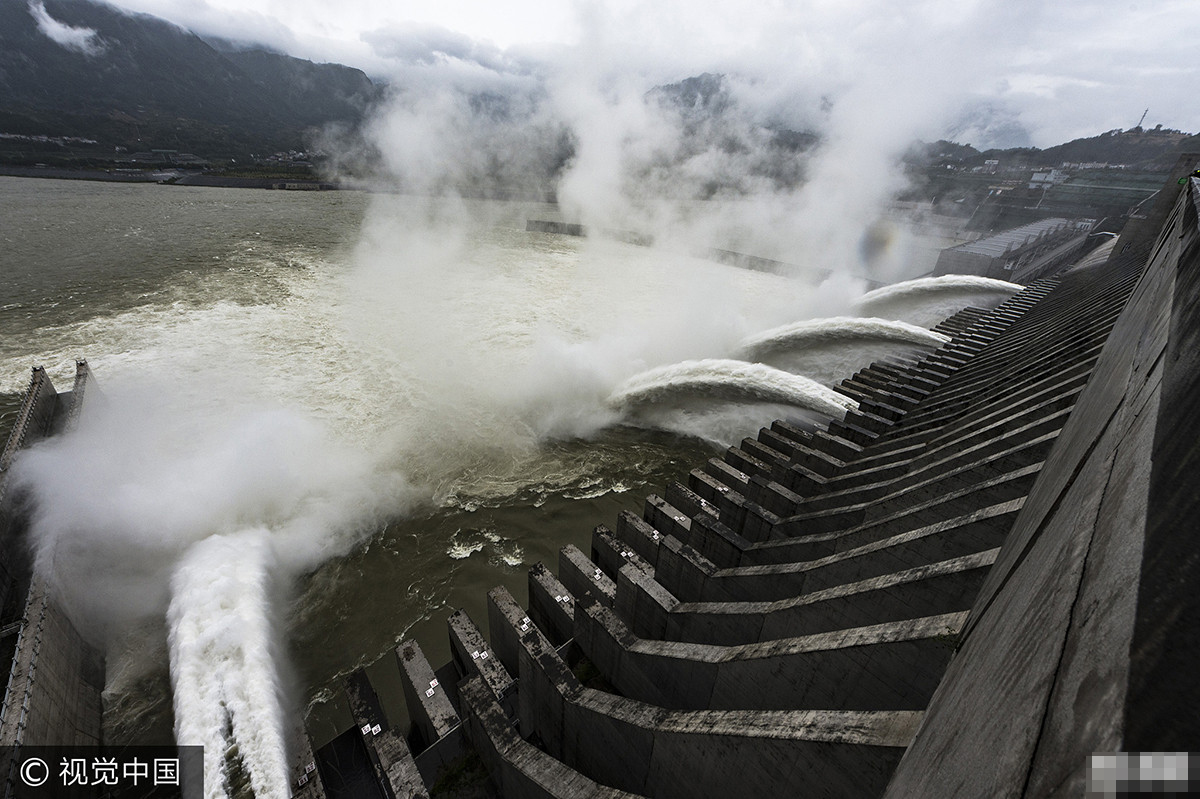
361, 21, 513, 71
10, 375, 415, 641
96, 0, 1200, 143
327, 0, 1065, 281
29, 1, 106, 56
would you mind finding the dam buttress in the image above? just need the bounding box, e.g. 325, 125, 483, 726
2, 159, 1198, 797
283, 159, 1200, 798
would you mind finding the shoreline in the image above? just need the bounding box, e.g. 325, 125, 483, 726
0, 167, 557, 201
0, 164, 342, 190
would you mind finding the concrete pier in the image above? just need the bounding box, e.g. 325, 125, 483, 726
337, 160, 1196, 797
5, 160, 1198, 797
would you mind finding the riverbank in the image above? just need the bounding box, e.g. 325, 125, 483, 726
0, 164, 341, 190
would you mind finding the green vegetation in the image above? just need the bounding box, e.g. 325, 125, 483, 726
0, 0, 378, 166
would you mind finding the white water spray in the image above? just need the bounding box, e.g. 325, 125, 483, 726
608, 358, 858, 419
738, 316, 950, 360
853, 275, 1022, 327
856, 275, 1021, 310
10, 372, 409, 796
168, 530, 288, 799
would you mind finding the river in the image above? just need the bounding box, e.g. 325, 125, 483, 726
2, 176, 845, 749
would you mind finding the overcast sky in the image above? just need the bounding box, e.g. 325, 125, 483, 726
92, 0, 1200, 148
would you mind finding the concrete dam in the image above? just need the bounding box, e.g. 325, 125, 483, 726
1, 158, 1198, 797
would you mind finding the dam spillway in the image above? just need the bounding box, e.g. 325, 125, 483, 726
1, 160, 1198, 797
608, 359, 860, 419
0, 362, 104, 765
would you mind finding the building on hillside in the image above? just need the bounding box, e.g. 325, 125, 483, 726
1029, 169, 1068, 189
933, 217, 1094, 283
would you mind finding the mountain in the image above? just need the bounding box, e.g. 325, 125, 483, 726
944, 103, 1034, 150
1036, 126, 1194, 170
906, 126, 1194, 172
643, 73, 821, 196
0, 0, 380, 159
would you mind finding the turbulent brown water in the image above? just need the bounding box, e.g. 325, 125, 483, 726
2, 176, 837, 748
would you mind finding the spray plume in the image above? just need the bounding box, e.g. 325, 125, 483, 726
739, 317, 951, 360
736, 317, 952, 385
7, 3, 1054, 795
855, 275, 1022, 326
609, 359, 859, 419
11, 372, 414, 796
169, 530, 288, 799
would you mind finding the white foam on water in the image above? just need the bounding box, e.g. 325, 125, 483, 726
4, 195, 985, 793
447, 541, 486, 560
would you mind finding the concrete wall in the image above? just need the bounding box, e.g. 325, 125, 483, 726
0, 362, 104, 771
1125, 175, 1200, 752
884, 158, 1200, 798
0, 367, 59, 623
0, 575, 104, 747
10, 167, 1200, 799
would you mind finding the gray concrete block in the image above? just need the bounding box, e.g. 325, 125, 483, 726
592, 527, 652, 578
288, 725, 327, 799
641, 495, 692, 543
458, 676, 637, 798
662, 482, 719, 527
398, 639, 460, 750
447, 609, 513, 706
679, 512, 748, 569
615, 564, 679, 640
756, 427, 799, 458
528, 564, 576, 647
559, 545, 616, 607
724, 447, 772, 479
649, 536, 716, 603
513, 610, 922, 799
612, 511, 663, 569
686, 469, 750, 530
487, 586, 527, 678
579, 596, 966, 711
748, 475, 806, 520
702, 458, 750, 493
347, 669, 430, 799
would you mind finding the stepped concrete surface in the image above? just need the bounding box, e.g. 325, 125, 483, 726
3, 160, 1198, 797
289, 160, 1197, 798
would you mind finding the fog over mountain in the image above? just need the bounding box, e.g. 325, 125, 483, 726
95, 0, 1200, 149
7, 0, 1199, 161
0, 0, 380, 155
7, 0, 1198, 271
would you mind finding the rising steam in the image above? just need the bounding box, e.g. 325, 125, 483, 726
5, 3, 1050, 796
12, 373, 415, 796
